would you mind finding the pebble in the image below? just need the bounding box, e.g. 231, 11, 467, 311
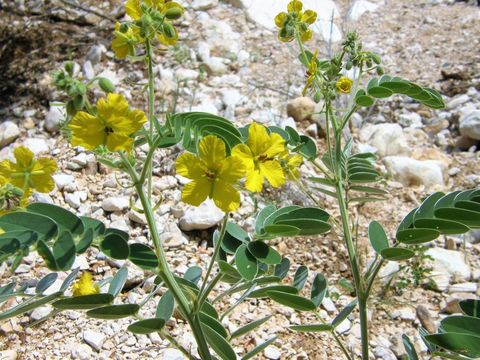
287, 97, 316, 122
383, 156, 445, 189
160, 232, 188, 248
447, 94, 470, 109
161, 348, 184, 360
83, 330, 106, 351
360, 123, 410, 157
192, 0, 218, 10
102, 196, 130, 212
44, 105, 65, 132
449, 282, 478, 293
179, 199, 224, 231
0, 350, 17, 360
373, 346, 397, 360
65, 192, 82, 209
0, 121, 20, 148
14, 264, 30, 274
425, 248, 471, 291
53, 174, 75, 190
459, 110, 480, 140
416, 305, 436, 333
71, 344, 93, 360
23, 138, 49, 154
30, 306, 51, 321
391, 307, 416, 321
264, 345, 281, 359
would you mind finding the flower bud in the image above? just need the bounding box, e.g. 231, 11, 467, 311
376, 66, 384, 75
66, 100, 76, 116
162, 22, 176, 39
371, 53, 381, 64
73, 94, 85, 111
119, 23, 130, 33
164, 4, 184, 20
98, 77, 116, 93
346, 60, 353, 70
366, 60, 372, 68
314, 91, 322, 103
65, 62, 74, 76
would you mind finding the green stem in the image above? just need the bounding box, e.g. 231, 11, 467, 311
120, 153, 212, 360
145, 38, 156, 200
161, 329, 198, 360
314, 312, 352, 360
196, 215, 229, 312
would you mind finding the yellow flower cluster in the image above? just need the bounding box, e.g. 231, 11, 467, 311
303, 50, 319, 96
68, 93, 147, 153
176, 123, 303, 212
0, 146, 57, 195
275, 0, 317, 43
112, 0, 184, 58
72, 273, 100, 297
336, 76, 353, 94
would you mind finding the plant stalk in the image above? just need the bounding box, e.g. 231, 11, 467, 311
145, 39, 156, 200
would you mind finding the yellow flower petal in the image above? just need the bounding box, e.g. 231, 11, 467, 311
125, 0, 142, 20
259, 160, 285, 188
212, 180, 240, 212
264, 133, 286, 158
231, 144, 255, 171
69, 112, 106, 150
30, 174, 55, 193
176, 153, 206, 180
274, 12, 287, 27
218, 156, 245, 183
106, 133, 134, 152
287, 0, 303, 13
336, 76, 353, 94
302, 10, 317, 24
14, 146, 34, 169
181, 179, 210, 206
0, 227, 4, 235
245, 169, 264, 193
72, 273, 100, 297
198, 135, 226, 170
98, 93, 129, 120
246, 122, 270, 156
300, 29, 313, 42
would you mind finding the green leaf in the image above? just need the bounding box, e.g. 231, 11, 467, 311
349, 185, 388, 195
218, 260, 242, 283
230, 316, 272, 339
460, 299, 480, 318
435, 206, 480, 228
53, 231, 76, 270
184, 266, 202, 285
248, 285, 298, 298
157, 290, 175, 320
53, 294, 114, 310
311, 273, 327, 307
338, 278, 354, 294
27, 203, 84, 237
396, 228, 440, 245
274, 208, 330, 223
108, 267, 128, 297
100, 233, 130, 260
200, 312, 228, 338
349, 172, 379, 183
274, 258, 290, 280
297, 135, 317, 160
264, 206, 301, 226
202, 323, 237, 360
36, 240, 57, 270
285, 126, 300, 144
255, 205, 277, 235
440, 315, 480, 337
86, 304, 139, 319
368, 221, 389, 254
402, 334, 419, 360
414, 192, 445, 220
293, 266, 308, 291
36, 273, 58, 294
267, 291, 316, 311
275, 219, 331, 235
368, 86, 393, 98
290, 324, 333, 332
380, 248, 415, 261
80, 216, 106, 238
413, 218, 470, 235
263, 224, 300, 237
221, 222, 249, 254
76, 228, 94, 254
60, 268, 80, 292
235, 244, 258, 281
247, 241, 282, 265
0, 212, 58, 241
127, 318, 166, 334
129, 243, 158, 269
367, 78, 379, 92
242, 337, 277, 360
355, 95, 375, 107
0, 292, 63, 321
424, 333, 480, 358
397, 208, 416, 233
332, 300, 358, 328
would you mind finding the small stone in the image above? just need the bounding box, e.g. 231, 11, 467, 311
0, 121, 20, 148
65, 192, 82, 209
192, 0, 218, 10
0, 350, 17, 360
322, 297, 337, 313
30, 306, 51, 321
448, 167, 461, 176
160, 232, 188, 248
82, 60, 95, 80
53, 174, 75, 190
71, 153, 88, 166
442, 298, 463, 314
102, 197, 130, 212
287, 97, 316, 122
33, 192, 54, 204
86, 44, 106, 65
449, 282, 478, 293
391, 307, 416, 321
305, 123, 318, 137
161, 348, 184, 360
383, 156, 445, 189
336, 318, 351, 334
23, 138, 49, 154
83, 330, 105, 351
71, 344, 93, 360
264, 345, 281, 360
110, 219, 130, 232
179, 199, 224, 231
373, 346, 396, 360
14, 263, 30, 274
45, 105, 65, 132
360, 123, 410, 157
203, 56, 228, 75
398, 112, 422, 128
416, 305, 436, 334
426, 248, 471, 291
72, 255, 89, 270
447, 94, 470, 109
459, 110, 480, 140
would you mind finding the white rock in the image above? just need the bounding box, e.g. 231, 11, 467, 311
83, 330, 105, 351
65, 192, 82, 209
391, 307, 416, 321
33, 192, 54, 204
378, 261, 399, 284
336, 318, 351, 334
30, 306, 51, 321
192, 0, 218, 10
373, 346, 397, 360
179, 199, 224, 231
14, 264, 30, 274
175, 68, 199, 81
72, 255, 89, 270
203, 56, 228, 75
86, 44, 106, 65
447, 94, 470, 109
102, 197, 130, 212
0, 350, 17, 360
449, 282, 478, 293
97, 69, 120, 86
221, 88, 242, 119
83, 60, 95, 80
110, 219, 130, 232
426, 248, 471, 291
0, 121, 20, 148
161, 348, 184, 360
71, 152, 88, 166
459, 110, 480, 140
199, 15, 242, 55
348, 0, 379, 21
45, 105, 65, 132
398, 112, 422, 128
53, 174, 75, 190
383, 156, 445, 189
264, 345, 281, 360
71, 344, 93, 360
23, 138, 49, 154
322, 297, 337, 313
191, 100, 219, 115
360, 123, 410, 157
160, 232, 188, 248
196, 41, 211, 61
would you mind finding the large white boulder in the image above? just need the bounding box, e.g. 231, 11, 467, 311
425, 248, 471, 291
383, 156, 445, 189
360, 123, 411, 157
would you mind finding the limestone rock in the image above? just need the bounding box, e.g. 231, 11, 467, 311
102, 197, 130, 212
349, 0, 379, 21
83, 330, 105, 351
179, 199, 224, 231
459, 110, 480, 140
45, 105, 65, 132
0, 121, 20, 148
360, 123, 410, 157
383, 156, 445, 189
425, 248, 471, 291
287, 97, 316, 122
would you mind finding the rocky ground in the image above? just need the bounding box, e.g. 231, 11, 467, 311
0, 0, 480, 359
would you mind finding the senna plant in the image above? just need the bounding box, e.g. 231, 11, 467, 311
0, 0, 479, 359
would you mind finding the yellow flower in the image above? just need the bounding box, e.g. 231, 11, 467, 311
336, 76, 353, 94
0, 146, 57, 193
0, 227, 4, 235
69, 93, 147, 152
275, 1, 317, 43
176, 136, 245, 212
303, 50, 318, 95
232, 123, 286, 193
281, 151, 303, 180
72, 273, 100, 297
287, 0, 303, 13
112, 22, 140, 59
